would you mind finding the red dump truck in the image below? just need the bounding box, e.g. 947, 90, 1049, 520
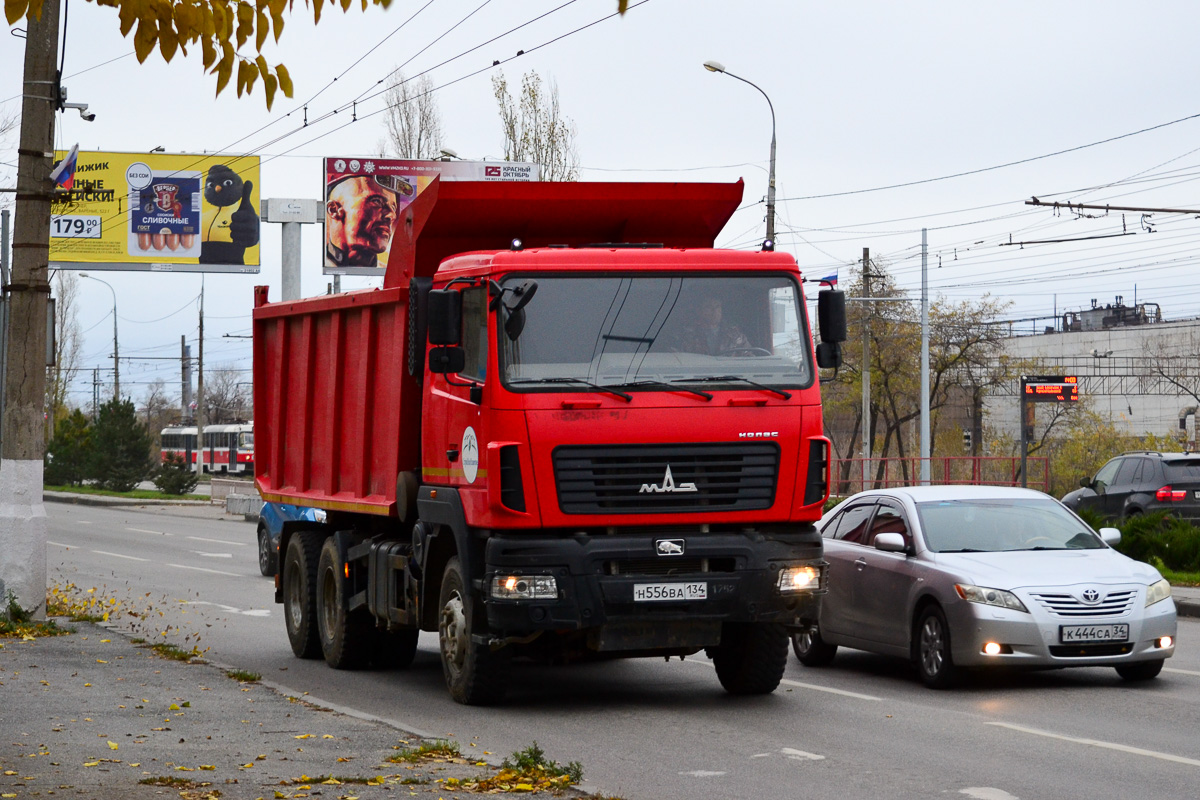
253, 177, 846, 704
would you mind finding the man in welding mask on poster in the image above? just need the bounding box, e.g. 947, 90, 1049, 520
324, 174, 414, 268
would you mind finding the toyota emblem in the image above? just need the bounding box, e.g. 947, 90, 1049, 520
1081, 588, 1101, 604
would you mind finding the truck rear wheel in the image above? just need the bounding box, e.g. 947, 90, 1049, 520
438, 557, 509, 705
317, 537, 374, 669
711, 622, 788, 695
283, 531, 323, 659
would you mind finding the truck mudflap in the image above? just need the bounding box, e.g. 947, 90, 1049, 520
481, 530, 826, 651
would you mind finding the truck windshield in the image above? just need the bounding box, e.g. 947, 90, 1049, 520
499, 274, 813, 392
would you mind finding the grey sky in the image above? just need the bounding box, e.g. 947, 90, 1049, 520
4, 0, 1200, 409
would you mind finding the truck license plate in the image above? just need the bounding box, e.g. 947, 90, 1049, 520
1060, 624, 1129, 643
633, 582, 707, 602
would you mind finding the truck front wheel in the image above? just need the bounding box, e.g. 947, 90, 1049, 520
438, 557, 509, 705
710, 622, 788, 695
317, 538, 374, 669
283, 532, 323, 659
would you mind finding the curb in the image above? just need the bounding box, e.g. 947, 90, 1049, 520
44, 491, 212, 507
1175, 598, 1200, 619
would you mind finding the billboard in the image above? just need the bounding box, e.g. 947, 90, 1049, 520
48, 151, 261, 273
323, 157, 539, 276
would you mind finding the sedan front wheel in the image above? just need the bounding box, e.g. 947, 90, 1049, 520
914, 605, 957, 689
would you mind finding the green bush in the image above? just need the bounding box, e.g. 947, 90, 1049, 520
1078, 508, 1200, 573
87, 398, 153, 492
44, 409, 92, 486
153, 452, 200, 495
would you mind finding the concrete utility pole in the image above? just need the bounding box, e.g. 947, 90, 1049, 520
181, 335, 192, 422
1, 209, 10, 459
0, 0, 61, 619
919, 229, 931, 485
195, 280, 206, 473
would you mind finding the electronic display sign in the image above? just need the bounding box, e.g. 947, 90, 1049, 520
1023, 375, 1079, 403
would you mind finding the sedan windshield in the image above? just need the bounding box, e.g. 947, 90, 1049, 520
915, 498, 1106, 553
499, 274, 813, 391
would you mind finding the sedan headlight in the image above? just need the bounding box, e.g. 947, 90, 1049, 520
955, 583, 1028, 612
1146, 579, 1172, 607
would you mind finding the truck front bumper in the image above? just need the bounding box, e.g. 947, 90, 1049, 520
481, 529, 825, 650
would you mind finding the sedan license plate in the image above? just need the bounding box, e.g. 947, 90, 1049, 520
1060, 624, 1129, 643
633, 582, 707, 602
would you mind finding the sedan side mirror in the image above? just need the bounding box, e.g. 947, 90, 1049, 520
1079, 475, 1090, 489
1098, 527, 1121, 546
874, 532, 908, 553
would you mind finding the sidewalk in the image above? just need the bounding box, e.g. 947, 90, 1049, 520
0, 620, 592, 800
1172, 584, 1200, 619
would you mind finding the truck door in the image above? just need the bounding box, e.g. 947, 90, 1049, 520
429, 284, 491, 501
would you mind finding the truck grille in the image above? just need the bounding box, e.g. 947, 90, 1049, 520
553, 443, 779, 514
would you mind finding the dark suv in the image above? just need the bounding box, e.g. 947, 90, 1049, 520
1062, 451, 1200, 521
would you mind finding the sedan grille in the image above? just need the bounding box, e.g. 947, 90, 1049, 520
1028, 590, 1136, 618
553, 443, 779, 514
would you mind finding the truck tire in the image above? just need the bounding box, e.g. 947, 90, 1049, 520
438, 557, 509, 705
711, 622, 788, 695
317, 537, 375, 669
374, 628, 420, 669
283, 532, 323, 659
257, 524, 276, 577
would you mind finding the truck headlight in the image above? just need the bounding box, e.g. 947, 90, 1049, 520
1146, 579, 1171, 607
491, 575, 558, 601
955, 583, 1028, 612
778, 565, 820, 593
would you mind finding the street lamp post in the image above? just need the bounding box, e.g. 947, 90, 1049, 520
703, 60, 776, 243
79, 272, 118, 399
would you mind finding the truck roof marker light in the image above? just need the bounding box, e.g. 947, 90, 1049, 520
761, 239, 774, 252
511, 238, 524, 251
344, 562, 350, 579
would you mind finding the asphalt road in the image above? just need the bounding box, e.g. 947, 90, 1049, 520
46, 502, 1200, 800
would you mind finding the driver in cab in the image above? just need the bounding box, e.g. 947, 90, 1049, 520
670, 296, 752, 355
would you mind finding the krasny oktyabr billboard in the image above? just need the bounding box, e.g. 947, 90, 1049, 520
323, 157, 539, 276
49, 151, 261, 273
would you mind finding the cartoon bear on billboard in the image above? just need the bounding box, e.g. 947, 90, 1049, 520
200, 164, 259, 265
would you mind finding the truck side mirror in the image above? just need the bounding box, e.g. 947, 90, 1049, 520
427, 346, 466, 374
504, 307, 527, 341
816, 341, 842, 369
818, 290, 847, 343
427, 289, 462, 345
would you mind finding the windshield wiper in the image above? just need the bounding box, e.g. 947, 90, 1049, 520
939, 548, 985, 553
610, 379, 713, 401
509, 377, 632, 401
672, 375, 791, 400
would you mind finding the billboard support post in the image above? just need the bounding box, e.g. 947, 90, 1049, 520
262, 199, 320, 302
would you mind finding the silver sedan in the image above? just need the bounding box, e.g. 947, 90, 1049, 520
794, 485, 1177, 687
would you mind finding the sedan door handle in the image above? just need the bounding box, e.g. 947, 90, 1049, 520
854, 557, 867, 571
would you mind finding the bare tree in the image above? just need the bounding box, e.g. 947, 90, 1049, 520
44, 271, 82, 442
493, 70, 579, 181
203, 366, 251, 424
381, 71, 445, 159
140, 377, 178, 457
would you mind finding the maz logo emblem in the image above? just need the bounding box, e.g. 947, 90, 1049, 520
639, 465, 697, 494
656, 539, 685, 556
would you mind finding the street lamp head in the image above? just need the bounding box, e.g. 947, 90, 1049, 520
702, 60, 726, 74
439, 148, 459, 161
79, 272, 89, 278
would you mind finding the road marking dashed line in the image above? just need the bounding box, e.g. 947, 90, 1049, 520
167, 563, 240, 577
988, 721, 1200, 768
92, 550, 149, 562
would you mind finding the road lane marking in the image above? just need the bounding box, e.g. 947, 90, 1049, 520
960, 789, 1019, 800
988, 721, 1200, 768
92, 550, 150, 562
192, 551, 234, 558
688, 657, 882, 700
679, 771, 726, 777
47, 541, 70, 548
1165, 667, 1200, 677
781, 747, 825, 761
128, 527, 172, 536
76, 520, 92, 524
184, 600, 271, 617
167, 563, 240, 577
187, 536, 247, 546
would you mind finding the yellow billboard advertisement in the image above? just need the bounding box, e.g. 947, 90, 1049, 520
49, 151, 261, 273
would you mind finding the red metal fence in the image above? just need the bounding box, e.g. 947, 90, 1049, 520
830, 456, 1050, 497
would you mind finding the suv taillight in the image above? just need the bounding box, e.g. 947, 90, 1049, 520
1156, 486, 1187, 502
